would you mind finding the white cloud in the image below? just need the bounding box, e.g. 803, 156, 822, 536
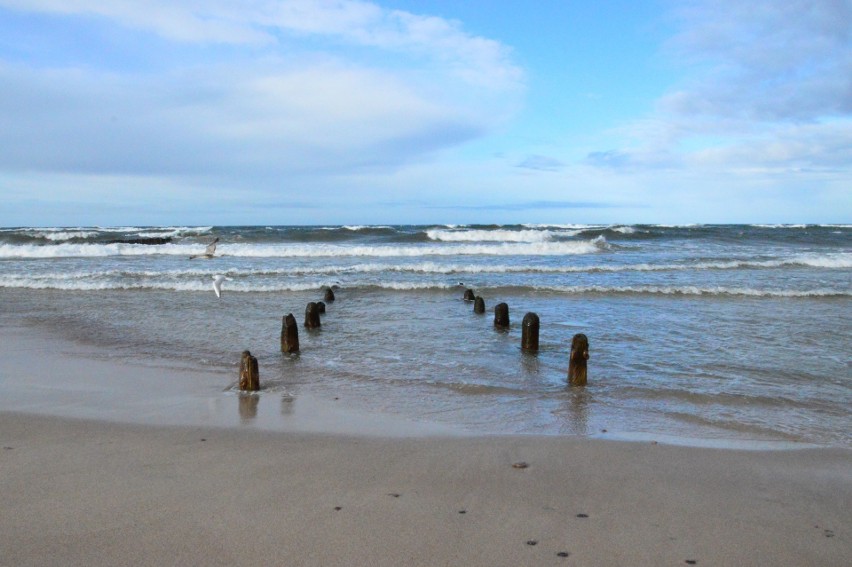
0, 0, 524, 181
0, 60, 489, 177
663, 0, 852, 121
0, 0, 522, 89
587, 0, 852, 177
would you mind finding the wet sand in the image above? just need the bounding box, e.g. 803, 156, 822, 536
0, 328, 850, 566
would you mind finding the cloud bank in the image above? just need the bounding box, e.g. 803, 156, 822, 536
588, 0, 852, 176
0, 0, 523, 182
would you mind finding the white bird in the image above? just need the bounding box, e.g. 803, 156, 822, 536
212, 274, 231, 298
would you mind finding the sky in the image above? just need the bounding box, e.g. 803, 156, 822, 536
0, 0, 850, 226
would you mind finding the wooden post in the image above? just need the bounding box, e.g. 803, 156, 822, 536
568, 333, 589, 386
324, 288, 335, 302
463, 289, 476, 301
473, 296, 485, 314
521, 312, 540, 352
281, 313, 299, 353
305, 302, 321, 328
494, 302, 510, 328
239, 350, 260, 391
316, 301, 326, 314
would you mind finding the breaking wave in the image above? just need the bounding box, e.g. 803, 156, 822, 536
0, 238, 609, 259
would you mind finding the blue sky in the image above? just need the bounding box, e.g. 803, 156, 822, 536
0, 0, 849, 226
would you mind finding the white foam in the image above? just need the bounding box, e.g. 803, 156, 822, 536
611, 225, 637, 234
521, 223, 605, 230
544, 285, 849, 298
136, 226, 213, 238
2, 274, 846, 297
426, 228, 561, 242
753, 224, 808, 229
37, 231, 102, 241
0, 238, 610, 259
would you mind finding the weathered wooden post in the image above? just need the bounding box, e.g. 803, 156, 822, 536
316, 301, 326, 314
494, 302, 510, 328
567, 333, 589, 386
305, 302, 321, 328
463, 289, 476, 301
239, 350, 260, 391
473, 296, 485, 314
281, 313, 299, 353
521, 312, 540, 352
324, 288, 335, 302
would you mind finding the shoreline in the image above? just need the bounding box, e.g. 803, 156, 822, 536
0, 321, 837, 450
1, 323, 850, 565
0, 322, 463, 438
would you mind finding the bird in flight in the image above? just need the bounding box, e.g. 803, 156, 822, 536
190, 237, 219, 259
212, 274, 231, 298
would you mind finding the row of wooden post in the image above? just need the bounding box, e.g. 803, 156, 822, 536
463, 288, 588, 386
240, 287, 336, 391
240, 286, 590, 391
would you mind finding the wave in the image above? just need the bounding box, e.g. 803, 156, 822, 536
0, 226, 213, 244
0, 278, 333, 293
2, 272, 847, 297
0, 238, 609, 259
2, 253, 848, 285
426, 228, 573, 242
427, 226, 646, 242
539, 285, 849, 298
752, 224, 852, 229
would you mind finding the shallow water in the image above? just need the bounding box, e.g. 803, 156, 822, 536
2, 224, 850, 446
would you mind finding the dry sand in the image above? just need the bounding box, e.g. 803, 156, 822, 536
0, 327, 849, 566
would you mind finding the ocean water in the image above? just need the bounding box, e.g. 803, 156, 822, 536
1, 224, 850, 446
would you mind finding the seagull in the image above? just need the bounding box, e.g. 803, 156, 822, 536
212, 274, 231, 298
190, 237, 219, 260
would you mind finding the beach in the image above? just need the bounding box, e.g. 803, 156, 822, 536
1, 326, 850, 566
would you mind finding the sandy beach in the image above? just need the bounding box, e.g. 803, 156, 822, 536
1, 327, 850, 566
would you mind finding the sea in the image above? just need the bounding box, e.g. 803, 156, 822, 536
1, 224, 850, 447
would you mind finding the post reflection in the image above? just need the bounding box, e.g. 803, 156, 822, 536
281, 394, 295, 416
557, 387, 591, 436
238, 392, 259, 422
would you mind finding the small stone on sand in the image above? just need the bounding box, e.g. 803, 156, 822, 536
557, 552, 570, 558
576, 513, 589, 518
334, 506, 342, 511
512, 462, 529, 469
526, 540, 538, 546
